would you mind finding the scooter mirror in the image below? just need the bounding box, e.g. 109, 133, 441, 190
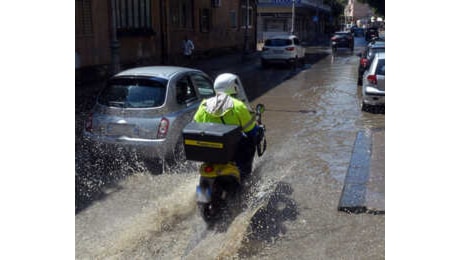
256, 104, 265, 114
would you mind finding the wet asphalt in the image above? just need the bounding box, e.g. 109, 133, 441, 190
76, 43, 384, 214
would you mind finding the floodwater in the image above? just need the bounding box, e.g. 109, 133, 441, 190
75, 37, 385, 259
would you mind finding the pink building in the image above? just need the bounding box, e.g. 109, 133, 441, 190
344, 0, 374, 26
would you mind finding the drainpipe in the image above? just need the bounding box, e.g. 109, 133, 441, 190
110, 0, 120, 75
243, 0, 250, 57
159, 0, 168, 64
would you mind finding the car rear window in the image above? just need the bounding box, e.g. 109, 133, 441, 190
368, 47, 385, 59
98, 77, 167, 108
376, 59, 385, 75
264, 38, 292, 47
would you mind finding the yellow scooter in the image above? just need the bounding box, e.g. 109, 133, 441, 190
183, 104, 266, 222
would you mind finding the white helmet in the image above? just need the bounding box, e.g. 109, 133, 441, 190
213, 73, 239, 96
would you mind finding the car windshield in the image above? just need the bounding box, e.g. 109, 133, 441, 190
264, 38, 292, 47
98, 77, 167, 108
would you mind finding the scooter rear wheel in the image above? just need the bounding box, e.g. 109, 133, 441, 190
198, 201, 224, 223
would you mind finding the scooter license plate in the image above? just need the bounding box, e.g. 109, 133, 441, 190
196, 186, 211, 203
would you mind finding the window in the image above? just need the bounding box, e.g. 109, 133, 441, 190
99, 78, 167, 108
229, 11, 237, 29
376, 60, 385, 76
171, 0, 193, 29
293, 37, 300, 45
76, 0, 93, 36
176, 78, 197, 105
200, 8, 210, 33
240, 5, 253, 29
264, 39, 292, 47
115, 0, 154, 36
190, 74, 215, 98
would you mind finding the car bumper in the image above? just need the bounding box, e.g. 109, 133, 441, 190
331, 42, 352, 48
83, 131, 173, 159
261, 55, 296, 63
363, 86, 385, 106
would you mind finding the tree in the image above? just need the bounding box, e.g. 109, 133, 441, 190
357, 0, 385, 16
324, 0, 347, 30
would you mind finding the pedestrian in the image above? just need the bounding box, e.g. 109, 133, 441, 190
182, 36, 194, 66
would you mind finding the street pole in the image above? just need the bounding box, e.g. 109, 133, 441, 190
110, 0, 120, 75
291, 0, 295, 34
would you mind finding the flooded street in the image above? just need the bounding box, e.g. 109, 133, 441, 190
76, 37, 384, 259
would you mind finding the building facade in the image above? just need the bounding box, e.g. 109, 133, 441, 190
256, 0, 331, 44
344, 0, 374, 27
76, 0, 257, 80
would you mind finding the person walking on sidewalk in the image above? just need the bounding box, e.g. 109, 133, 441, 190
182, 35, 195, 66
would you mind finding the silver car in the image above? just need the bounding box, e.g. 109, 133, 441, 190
362, 52, 385, 111
83, 66, 215, 165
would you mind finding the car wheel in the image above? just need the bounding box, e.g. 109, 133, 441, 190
143, 158, 163, 174
361, 102, 370, 112
292, 57, 298, 69
261, 59, 269, 69
301, 55, 306, 66
165, 137, 186, 167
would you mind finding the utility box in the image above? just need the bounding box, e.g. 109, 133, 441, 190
182, 122, 241, 163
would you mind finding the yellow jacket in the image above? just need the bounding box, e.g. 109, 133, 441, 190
193, 93, 255, 133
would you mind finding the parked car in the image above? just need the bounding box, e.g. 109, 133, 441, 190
365, 27, 379, 41
330, 31, 354, 53
261, 35, 305, 68
83, 66, 216, 167
361, 52, 385, 111
368, 36, 385, 45
357, 41, 385, 85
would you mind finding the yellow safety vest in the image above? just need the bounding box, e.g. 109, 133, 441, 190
194, 96, 255, 133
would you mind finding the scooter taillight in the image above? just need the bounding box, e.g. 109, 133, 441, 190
204, 165, 214, 173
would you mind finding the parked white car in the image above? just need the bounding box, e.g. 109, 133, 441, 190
362, 52, 385, 111
260, 35, 305, 68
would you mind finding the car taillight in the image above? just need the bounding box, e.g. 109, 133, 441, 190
331, 36, 337, 41
85, 112, 93, 132
157, 117, 169, 138
285, 46, 295, 51
367, 75, 377, 84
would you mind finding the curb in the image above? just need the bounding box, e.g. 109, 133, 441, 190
338, 129, 385, 214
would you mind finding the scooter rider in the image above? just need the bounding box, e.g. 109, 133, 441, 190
193, 73, 259, 177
